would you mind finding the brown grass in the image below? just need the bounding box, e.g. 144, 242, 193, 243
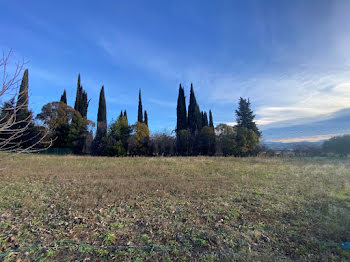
0, 155, 349, 261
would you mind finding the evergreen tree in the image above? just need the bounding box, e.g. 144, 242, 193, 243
176, 84, 187, 131
60, 90, 67, 104
144, 110, 148, 126
203, 112, 209, 127
209, 110, 214, 128
92, 86, 107, 154
16, 69, 29, 112
201, 111, 204, 126
74, 74, 89, 118
137, 89, 143, 123
235, 97, 260, 137
74, 74, 81, 111
71, 74, 91, 154
15, 69, 31, 125
208, 110, 215, 155
97, 86, 106, 124
11, 70, 41, 150
120, 110, 123, 118
105, 114, 131, 156
123, 110, 127, 119
187, 84, 202, 155
187, 84, 201, 132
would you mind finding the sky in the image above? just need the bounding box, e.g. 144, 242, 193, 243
1, 0, 350, 140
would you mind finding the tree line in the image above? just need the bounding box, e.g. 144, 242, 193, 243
0, 69, 262, 156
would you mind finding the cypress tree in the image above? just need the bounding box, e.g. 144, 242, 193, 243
187, 84, 202, 155
203, 112, 209, 127
208, 110, 216, 156
187, 84, 201, 133
74, 74, 89, 118
92, 86, 107, 155
209, 110, 214, 128
123, 110, 128, 121
16, 69, 29, 112
74, 74, 81, 111
97, 86, 106, 123
80, 89, 88, 118
176, 84, 187, 131
144, 110, 148, 126
13, 69, 37, 150
235, 97, 260, 137
137, 89, 143, 123
120, 110, 123, 118
60, 90, 67, 104
201, 111, 204, 126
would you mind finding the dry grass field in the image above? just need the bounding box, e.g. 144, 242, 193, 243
0, 155, 349, 261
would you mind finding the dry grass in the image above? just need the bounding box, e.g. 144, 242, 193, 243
0, 155, 349, 261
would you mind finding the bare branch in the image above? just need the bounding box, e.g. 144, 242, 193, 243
0, 49, 52, 157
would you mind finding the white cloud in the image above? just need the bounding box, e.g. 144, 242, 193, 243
95, 12, 350, 131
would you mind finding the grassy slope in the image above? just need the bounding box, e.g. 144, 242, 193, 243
0, 155, 349, 261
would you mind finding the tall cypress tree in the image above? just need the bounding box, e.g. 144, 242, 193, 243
16, 69, 29, 112
80, 89, 88, 118
92, 86, 107, 155
176, 84, 187, 131
137, 89, 143, 123
208, 110, 216, 155
203, 112, 209, 127
209, 110, 214, 128
188, 84, 201, 133
187, 84, 202, 155
74, 74, 89, 118
74, 74, 81, 111
144, 110, 148, 126
60, 90, 67, 104
123, 110, 128, 121
97, 86, 107, 130
235, 97, 260, 137
13, 69, 38, 150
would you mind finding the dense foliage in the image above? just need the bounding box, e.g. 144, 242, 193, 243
0, 70, 273, 157
323, 134, 350, 156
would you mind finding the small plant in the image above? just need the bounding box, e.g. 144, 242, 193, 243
103, 233, 115, 245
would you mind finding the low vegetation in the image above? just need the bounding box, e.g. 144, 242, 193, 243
0, 155, 349, 261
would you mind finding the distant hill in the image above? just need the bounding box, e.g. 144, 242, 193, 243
262, 141, 324, 151
261, 108, 350, 142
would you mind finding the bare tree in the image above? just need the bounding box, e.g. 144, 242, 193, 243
0, 49, 52, 154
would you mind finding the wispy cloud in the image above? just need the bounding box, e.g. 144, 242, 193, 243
98, 33, 182, 80
94, 3, 350, 132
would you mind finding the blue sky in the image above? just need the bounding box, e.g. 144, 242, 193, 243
1, 0, 350, 139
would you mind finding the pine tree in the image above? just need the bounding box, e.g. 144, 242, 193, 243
209, 110, 214, 128
235, 97, 260, 137
60, 90, 67, 104
144, 110, 148, 126
137, 89, 143, 123
176, 84, 187, 131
